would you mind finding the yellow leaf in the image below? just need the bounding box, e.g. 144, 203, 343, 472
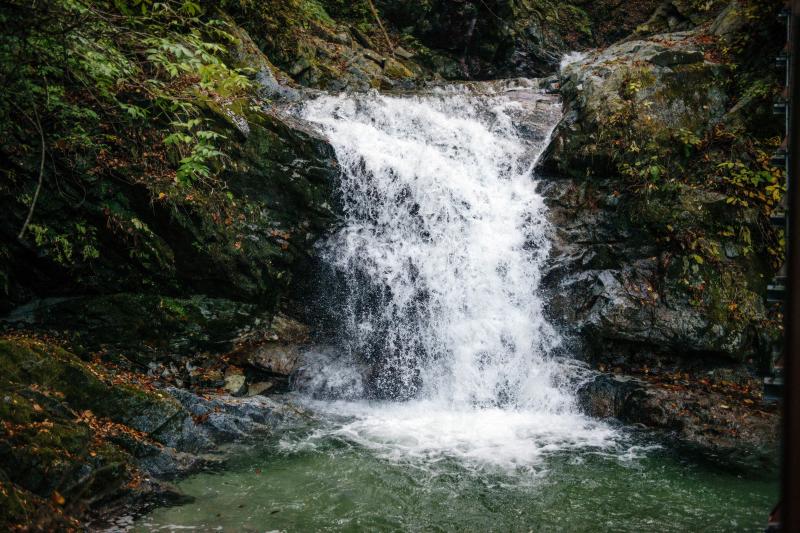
51, 491, 65, 506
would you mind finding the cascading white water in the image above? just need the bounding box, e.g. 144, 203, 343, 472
294, 81, 616, 469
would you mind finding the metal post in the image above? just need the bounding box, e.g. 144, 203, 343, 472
784, 0, 800, 530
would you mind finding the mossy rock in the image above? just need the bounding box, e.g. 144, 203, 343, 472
0, 338, 186, 436
4, 293, 273, 364
0, 336, 191, 528
383, 57, 415, 79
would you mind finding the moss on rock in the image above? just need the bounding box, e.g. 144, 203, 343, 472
542, 3, 783, 365
0, 335, 195, 529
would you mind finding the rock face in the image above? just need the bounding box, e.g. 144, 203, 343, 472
0, 105, 338, 314
538, 3, 784, 468
540, 13, 782, 366
223, 1, 427, 91
224, 0, 674, 88
2, 294, 271, 363
540, 179, 772, 363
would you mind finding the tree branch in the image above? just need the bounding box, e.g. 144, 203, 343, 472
365, 0, 394, 56
12, 103, 46, 240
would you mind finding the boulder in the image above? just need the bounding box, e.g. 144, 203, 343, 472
242, 344, 301, 376
246, 381, 274, 397
543, 33, 726, 176
223, 372, 248, 397
577, 372, 780, 473
231, 313, 310, 386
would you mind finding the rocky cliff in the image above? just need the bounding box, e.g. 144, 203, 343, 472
539, 0, 782, 470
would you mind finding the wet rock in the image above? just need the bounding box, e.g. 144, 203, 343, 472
375, 0, 583, 78
227, 18, 300, 102
577, 374, 644, 418
229, 314, 309, 389
363, 49, 386, 67
650, 49, 704, 67
224, 372, 247, 397
164, 386, 301, 443
394, 46, 415, 60
193, 368, 224, 388
289, 55, 314, 77
544, 194, 768, 362
269, 314, 311, 344
241, 344, 301, 377
577, 371, 780, 473
247, 381, 274, 397
710, 1, 748, 39
351, 27, 376, 50
384, 57, 414, 79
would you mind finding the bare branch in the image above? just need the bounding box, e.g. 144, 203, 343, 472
365, 0, 394, 56
13, 104, 46, 240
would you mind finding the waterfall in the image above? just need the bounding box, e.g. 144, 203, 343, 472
294, 81, 615, 469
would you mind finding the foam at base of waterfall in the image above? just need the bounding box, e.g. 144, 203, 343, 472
288, 399, 620, 473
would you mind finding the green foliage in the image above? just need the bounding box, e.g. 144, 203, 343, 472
319, 0, 371, 22
26, 222, 101, 266
0, 0, 263, 281
719, 160, 782, 208
556, 5, 592, 38
1, 0, 253, 185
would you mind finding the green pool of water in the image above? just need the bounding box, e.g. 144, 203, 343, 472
136, 413, 777, 532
